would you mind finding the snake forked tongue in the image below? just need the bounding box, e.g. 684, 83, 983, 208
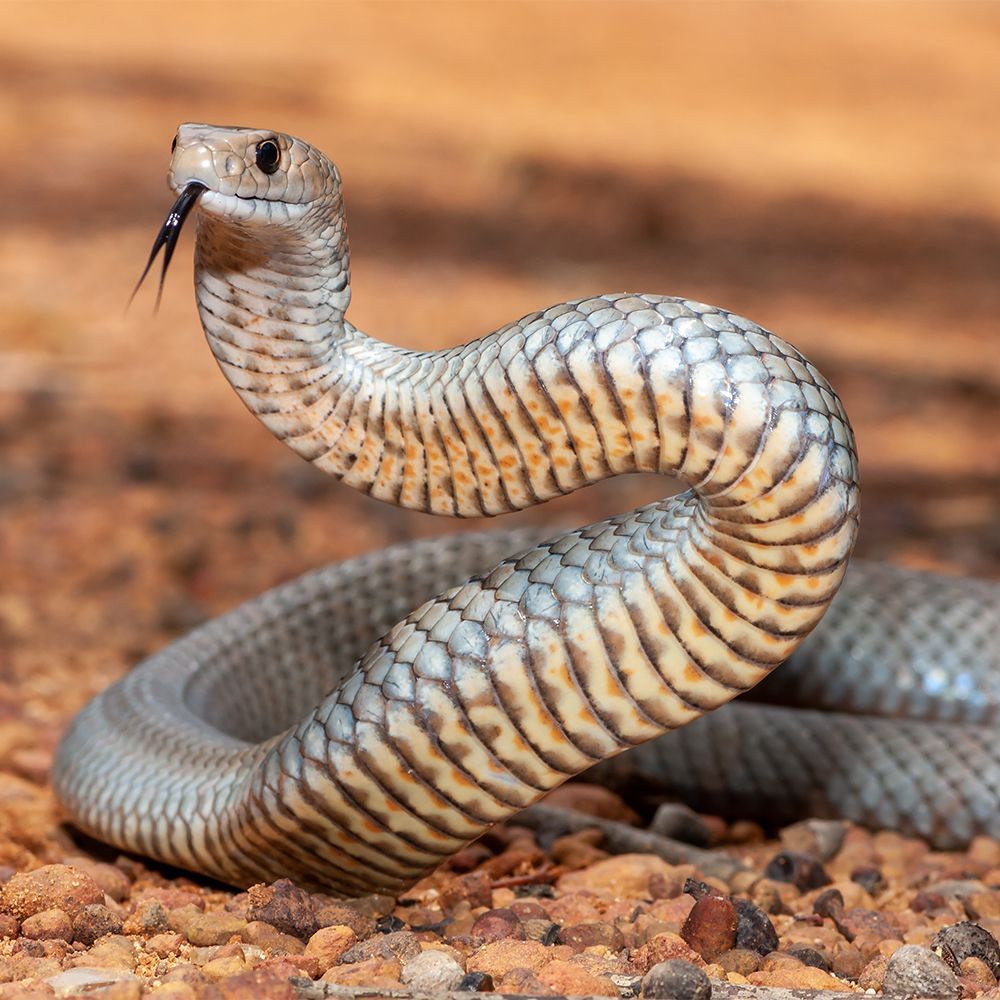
129, 181, 206, 311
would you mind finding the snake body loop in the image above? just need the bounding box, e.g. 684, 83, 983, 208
54, 125, 997, 895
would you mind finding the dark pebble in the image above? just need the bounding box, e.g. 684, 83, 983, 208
683, 878, 713, 901
514, 883, 554, 898
642, 959, 712, 1000
458, 972, 494, 992
72, 904, 124, 946
763, 851, 831, 891
649, 804, 713, 847
246, 879, 317, 939
786, 945, 831, 972
883, 944, 960, 999
375, 914, 406, 934
932, 921, 1000, 978
813, 887, 846, 920
733, 897, 779, 956
912, 891, 949, 914
851, 866, 888, 896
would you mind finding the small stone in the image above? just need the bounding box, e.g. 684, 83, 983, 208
470, 907, 525, 942
551, 829, 610, 869
966, 892, 1000, 921
0, 865, 104, 919
402, 950, 466, 991
178, 910, 247, 947
21, 908, 72, 941
509, 900, 547, 921
200, 954, 247, 978
557, 855, 682, 898
0, 913, 18, 938
932, 920, 1000, 977
240, 920, 304, 953
211, 966, 297, 999
883, 943, 961, 998
813, 886, 846, 920
76, 934, 137, 970
122, 898, 170, 935
785, 945, 830, 971
557, 922, 625, 952
969, 837, 1000, 869
779, 819, 848, 861
311, 902, 375, 939
749, 965, 848, 990
133, 887, 204, 911
466, 939, 551, 977
642, 959, 712, 1000
960, 955, 997, 992
245, 880, 317, 939
322, 955, 402, 987
458, 971, 494, 991
496, 967, 554, 995
832, 944, 865, 980
681, 895, 737, 962
61, 857, 131, 902
632, 932, 705, 974
339, 929, 422, 965
763, 852, 831, 891
72, 903, 124, 945
611, 973, 644, 997
523, 918, 560, 944
45, 967, 140, 996
304, 925, 357, 969
539, 958, 618, 996
438, 871, 494, 913
375, 914, 406, 934
732, 898, 779, 956
715, 948, 760, 975
851, 865, 887, 896
147, 932, 184, 958
649, 804, 713, 847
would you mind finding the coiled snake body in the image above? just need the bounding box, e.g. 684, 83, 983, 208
54, 125, 1000, 895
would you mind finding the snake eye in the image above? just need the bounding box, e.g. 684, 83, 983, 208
255, 139, 280, 175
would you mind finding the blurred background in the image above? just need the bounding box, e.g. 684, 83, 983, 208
1, 2, 998, 769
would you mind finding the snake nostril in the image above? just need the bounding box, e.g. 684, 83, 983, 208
225, 154, 240, 176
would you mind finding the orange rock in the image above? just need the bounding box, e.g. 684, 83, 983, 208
322, 956, 403, 988
304, 925, 357, 971
680, 895, 737, 961
631, 932, 705, 974
538, 958, 618, 997
0, 864, 103, 919
749, 965, 857, 991
557, 855, 682, 899
467, 939, 554, 977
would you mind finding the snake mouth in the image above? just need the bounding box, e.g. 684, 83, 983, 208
130, 181, 206, 310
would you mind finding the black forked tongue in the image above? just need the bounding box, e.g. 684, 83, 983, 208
129, 182, 206, 311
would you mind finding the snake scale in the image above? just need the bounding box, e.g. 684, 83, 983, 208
54, 125, 1000, 896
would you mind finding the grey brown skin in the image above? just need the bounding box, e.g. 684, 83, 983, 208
54, 124, 998, 895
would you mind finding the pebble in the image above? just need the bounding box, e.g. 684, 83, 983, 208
72, 903, 124, 945
339, 929, 422, 965
496, 967, 554, 995
457, 971, 494, 991
466, 939, 552, 977
851, 865, 888, 896
147, 931, 184, 958
763, 851, 832, 891
732, 897, 779, 955
0, 865, 104, 919
785, 944, 831, 971
21, 908, 72, 941
631, 932, 705, 974
932, 920, 1000, 977
680, 895, 737, 961
748, 965, 849, 990
311, 901, 375, 939
75, 935, 138, 971
523, 917, 560, 944
557, 854, 682, 898
175, 909, 247, 946
539, 958, 618, 996
0, 913, 18, 938
240, 919, 304, 954
304, 924, 357, 969
715, 948, 760, 975
558, 921, 625, 952
642, 959, 712, 1000
45, 966, 139, 996
61, 856, 131, 902
883, 943, 961, 998
321, 955, 402, 987
401, 949, 466, 991
245, 879, 317, 939
470, 907, 525, 942
122, 898, 170, 935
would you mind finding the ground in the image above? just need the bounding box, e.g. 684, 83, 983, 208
1, 2, 998, 997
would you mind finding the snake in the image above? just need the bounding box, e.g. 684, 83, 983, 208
53, 124, 1000, 897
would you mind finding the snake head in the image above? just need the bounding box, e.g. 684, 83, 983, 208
132, 123, 341, 308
